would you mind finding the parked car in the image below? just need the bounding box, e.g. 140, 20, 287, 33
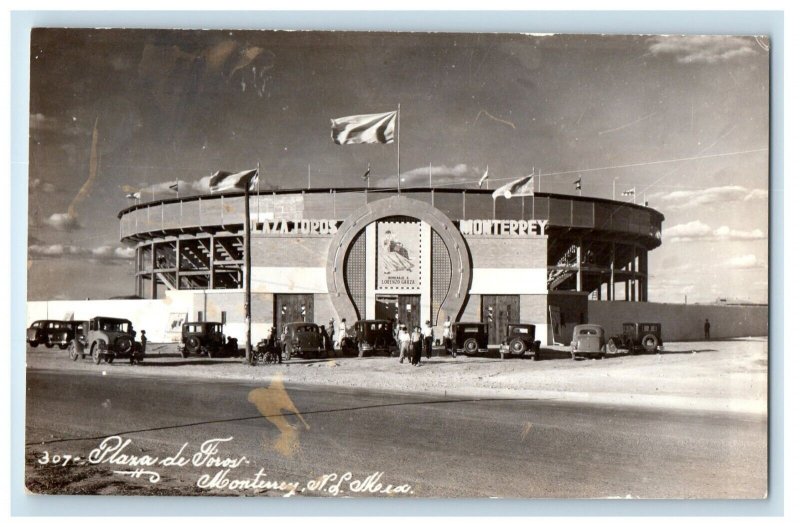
607, 322, 663, 354
177, 322, 239, 358
351, 319, 395, 357
280, 322, 326, 361
499, 323, 542, 360
27, 320, 83, 349
452, 322, 490, 356
570, 324, 607, 360
79, 317, 144, 365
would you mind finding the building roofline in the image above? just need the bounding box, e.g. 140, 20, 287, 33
118, 187, 664, 220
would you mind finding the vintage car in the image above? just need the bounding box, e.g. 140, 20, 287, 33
27, 320, 83, 349
74, 317, 144, 364
452, 322, 490, 356
177, 321, 239, 358
280, 322, 326, 361
499, 323, 542, 360
570, 324, 607, 360
351, 319, 395, 357
607, 322, 663, 354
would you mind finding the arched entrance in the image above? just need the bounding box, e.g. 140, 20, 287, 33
326, 195, 471, 325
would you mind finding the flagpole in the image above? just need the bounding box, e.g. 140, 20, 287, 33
429, 162, 432, 188
308, 164, 311, 190
396, 103, 401, 193
244, 174, 253, 366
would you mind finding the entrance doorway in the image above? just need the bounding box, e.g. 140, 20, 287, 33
481, 295, 520, 344
274, 294, 314, 335
375, 294, 420, 330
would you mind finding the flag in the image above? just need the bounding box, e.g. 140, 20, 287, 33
362, 163, 371, 180
208, 169, 259, 193
622, 188, 635, 196
169, 182, 179, 192
478, 167, 489, 187
492, 175, 535, 200
574, 177, 582, 191
126, 192, 141, 200
331, 111, 397, 145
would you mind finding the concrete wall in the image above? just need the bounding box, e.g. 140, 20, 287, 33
587, 301, 768, 341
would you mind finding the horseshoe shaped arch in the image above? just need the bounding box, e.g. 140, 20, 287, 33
326, 195, 471, 325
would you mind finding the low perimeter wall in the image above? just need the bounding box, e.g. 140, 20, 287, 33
588, 301, 768, 341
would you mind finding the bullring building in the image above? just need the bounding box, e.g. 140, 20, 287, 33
118, 188, 664, 344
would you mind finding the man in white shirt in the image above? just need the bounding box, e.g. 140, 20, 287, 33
337, 318, 347, 351
397, 325, 411, 364
422, 320, 434, 359
443, 315, 453, 357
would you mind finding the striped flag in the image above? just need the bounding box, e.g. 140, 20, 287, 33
478, 167, 489, 188
362, 163, 371, 181
208, 169, 259, 193
169, 182, 179, 192
492, 175, 535, 200
126, 192, 141, 200
622, 187, 635, 196
574, 177, 582, 191
331, 111, 397, 145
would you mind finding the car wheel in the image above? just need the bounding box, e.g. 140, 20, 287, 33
463, 338, 479, 356
59, 344, 68, 350
92, 343, 102, 365
185, 336, 201, 354
68, 342, 79, 361
641, 334, 658, 353
29, 341, 38, 348
606, 338, 618, 354
45, 343, 53, 349
509, 338, 526, 355
282, 344, 291, 362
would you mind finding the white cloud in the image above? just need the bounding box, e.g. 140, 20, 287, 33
653, 185, 768, 210
663, 220, 765, 242
724, 254, 764, 269
43, 213, 81, 231
29, 244, 135, 262
648, 35, 758, 64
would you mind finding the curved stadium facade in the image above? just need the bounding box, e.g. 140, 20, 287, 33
117, 188, 664, 344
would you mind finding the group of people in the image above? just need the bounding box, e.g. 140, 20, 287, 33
395, 318, 448, 366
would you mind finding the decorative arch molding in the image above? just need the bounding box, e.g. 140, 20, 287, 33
326, 195, 471, 325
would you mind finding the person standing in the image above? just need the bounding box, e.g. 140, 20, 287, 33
338, 318, 347, 351
704, 319, 711, 340
139, 329, 147, 354
422, 320, 434, 360
328, 318, 335, 346
411, 326, 423, 366
443, 315, 453, 357
397, 325, 411, 364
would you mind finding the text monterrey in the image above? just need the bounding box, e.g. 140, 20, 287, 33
458, 219, 548, 237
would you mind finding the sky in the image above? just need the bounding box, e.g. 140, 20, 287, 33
27, 30, 769, 303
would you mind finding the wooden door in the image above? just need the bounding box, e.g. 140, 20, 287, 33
482, 295, 520, 344
274, 294, 314, 335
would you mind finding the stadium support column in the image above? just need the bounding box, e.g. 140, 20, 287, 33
576, 240, 583, 292
209, 235, 215, 290
175, 238, 181, 290
609, 242, 616, 301
150, 242, 156, 299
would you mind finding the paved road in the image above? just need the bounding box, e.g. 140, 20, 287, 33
25, 369, 767, 498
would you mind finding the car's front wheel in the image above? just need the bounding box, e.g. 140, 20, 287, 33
92, 343, 102, 365
28, 341, 38, 348
45, 343, 53, 349
68, 341, 79, 361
